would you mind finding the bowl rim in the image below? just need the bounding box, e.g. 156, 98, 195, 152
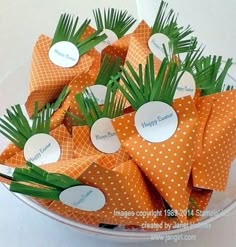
4, 184, 236, 240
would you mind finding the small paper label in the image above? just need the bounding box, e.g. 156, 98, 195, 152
24, 134, 61, 166
90, 118, 121, 154
148, 33, 170, 60
0, 165, 15, 178
86, 85, 107, 105
135, 101, 178, 143
174, 71, 196, 99
49, 41, 80, 68
59, 185, 106, 211
95, 29, 118, 53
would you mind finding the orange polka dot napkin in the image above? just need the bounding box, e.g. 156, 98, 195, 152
42, 160, 165, 227
1, 124, 73, 168
192, 90, 236, 191
44, 161, 211, 228
112, 96, 198, 223
72, 126, 130, 168
188, 187, 213, 224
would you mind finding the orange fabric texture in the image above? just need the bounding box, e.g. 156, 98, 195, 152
25, 35, 94, 117
0, 143, 21, 163
3, 125, 73, 168
0, 105, 71, 163
50, 105, 70, 131
192, 90, 236, 191
43, 160, 164, 226
112, 97, 198, 223
81, 25, 102, 80
54, 26, 101, 132
42, 155, 117, 178
188, 188, 213, 224
39, 159, 212, 228
72, 126, 130, 167
101, 34, 131, 65
124, 21, 161, 74
100, 21, 151, 66
62, 72, 98, 133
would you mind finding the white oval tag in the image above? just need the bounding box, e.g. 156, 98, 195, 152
59, 185, 106, 211
135, 101, 178, 143
24, 134, 61, 165
49, 41, 80, 68
148, 33, 170, 60
174, 71, 196, 99
90, 118, 121, 154
95, 29, 119, 53
86, 85, 107, 105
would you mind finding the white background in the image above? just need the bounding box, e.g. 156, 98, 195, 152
0, 0, 236, 246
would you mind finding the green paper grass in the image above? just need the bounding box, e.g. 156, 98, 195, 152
69, 83, 125, 128
178, 43, 215, 89
0, 103, 51, 149
51, 13, 107, 56
95, 55, 121, 86
194, 56, 233, 95
114, 53, 182, 111
151, 0, 196, 54
50, 86, 70, 112
93, 8, 136, 39
10, 162, 81, 200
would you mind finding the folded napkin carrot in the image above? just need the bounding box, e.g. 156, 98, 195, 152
112, 100, 198, 223
44, 160, 164, 227
68, 83, 130, 166
25, 13, 107, 117
101, 18, 160, 67
1, 88, 70, 162
43, 160, 212, 228
0, 159, 163, 227
4, 124, 73, 167
0, 156, 213, 229
111, 54, 198, 223
0, 104, 73, 167
123, 0, 196, 78
191, 55, 235, 191
63, 55, 122, 133
192, 89, 236, 191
